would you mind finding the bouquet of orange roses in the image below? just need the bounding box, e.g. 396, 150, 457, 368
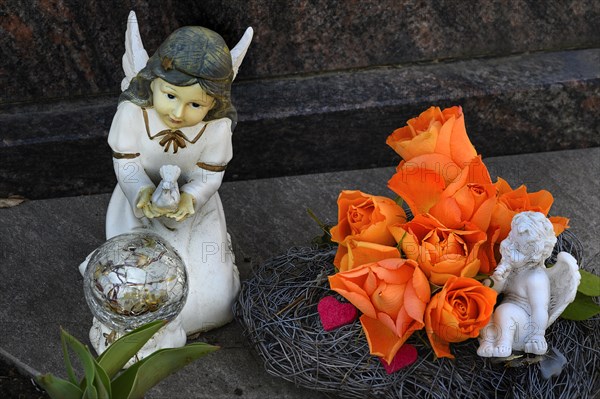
326, 105, 573, 365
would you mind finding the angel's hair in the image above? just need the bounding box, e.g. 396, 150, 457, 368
504, 212, 557, 264
120, 26, 237, 128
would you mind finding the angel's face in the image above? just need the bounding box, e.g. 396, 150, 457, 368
504, 231, 541, 266
151, 78, 215, 129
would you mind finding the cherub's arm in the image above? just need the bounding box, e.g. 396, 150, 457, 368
168, 119, 233, 222
489, 261, 511, 293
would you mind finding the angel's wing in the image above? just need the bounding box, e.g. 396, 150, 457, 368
121, 11, 149, 91
230, 27, 253, 81
546, 252, 581, 325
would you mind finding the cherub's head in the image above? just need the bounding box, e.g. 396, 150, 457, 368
499, 211, 557, 267
120, 26, 236, 128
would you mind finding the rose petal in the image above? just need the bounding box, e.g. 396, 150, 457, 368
412, 265, 431, 303
528, 190, 554, 214
469, 192, 496, 232
360, 315, 406, 364
328, 274, 377, 318
549, 216, 570, 236
447, 114, 478, 167
404, 278, 427, 323
371, 282, 406, 316
345, 241, 400, 272
405, 153, 462, 184
374, 258, 414, 284
429, 198, 463, 229
386, 124, 438, 161
388, 165, 446, 215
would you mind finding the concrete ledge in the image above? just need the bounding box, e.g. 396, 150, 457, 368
1, 49, 599, 199
0, 148, 598, 398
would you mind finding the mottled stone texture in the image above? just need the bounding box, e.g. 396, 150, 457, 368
1, 49, 598, 199
1, 0, 599, 104
0, 1, 599, 198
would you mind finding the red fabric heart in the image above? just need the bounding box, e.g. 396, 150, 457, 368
318, 296, 358, 331
379, 344, 418, 374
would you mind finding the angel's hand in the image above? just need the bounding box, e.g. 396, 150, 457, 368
489, 262, 511, 292
166, 192, 195, 222
137, 187, 161, 219
493, 262, 510, 280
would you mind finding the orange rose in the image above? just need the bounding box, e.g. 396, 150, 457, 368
388, 156, 494, 232
427, 156, 495, 232
490, 177, 570, 241
386, 106, 477, 168
338, 240, 400, 272
389, 214, 487, 285
479, 178, 569, 273
425, 276, 497, 358
330, 190, 406, 271
328, 258, 430, 364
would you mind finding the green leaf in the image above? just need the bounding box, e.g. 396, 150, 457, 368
92, 358, 111, 399
395, 230, 407, 256
561, 292, 600, 321
394, 196, 404, 207
82, 384, 98, 399
60, 328, 96, 395
473, 273, 492, 281
60, 327, 78, 385
68, 341, 111, 399
111, 343, 219, 399
578, 269, 600, 297
307, 208, 333, 247
306, 208, 331, 236
97, 320, 166, 378
35, 373, 83, 399
429, 282, 442, 295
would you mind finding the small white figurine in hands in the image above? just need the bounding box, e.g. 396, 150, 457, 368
81, 11, 253, 357
477, 211, 580, 358
151, 165, 181, 213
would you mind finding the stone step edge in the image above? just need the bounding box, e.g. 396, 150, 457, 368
2, 47, 598, 147
1, 48, 598, 199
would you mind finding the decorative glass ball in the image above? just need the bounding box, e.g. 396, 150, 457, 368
83, 232, 187, 331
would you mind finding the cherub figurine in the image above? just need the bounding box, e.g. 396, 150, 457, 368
477, 211, 580, 358
80, 12, 252, 356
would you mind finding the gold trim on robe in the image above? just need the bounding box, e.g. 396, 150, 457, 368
196, 162, 227, 172
142, 108, 207, 154
112, 152, 141, 159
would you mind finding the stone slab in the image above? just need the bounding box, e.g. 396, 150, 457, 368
1, 49, 599, 199
0, 147, 598, 397
2, 0, 600, 104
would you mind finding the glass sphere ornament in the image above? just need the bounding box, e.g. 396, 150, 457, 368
83, 232, 188, 331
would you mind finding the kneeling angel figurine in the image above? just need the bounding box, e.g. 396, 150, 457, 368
478, 211, 580, 358
81, 12, 253, 356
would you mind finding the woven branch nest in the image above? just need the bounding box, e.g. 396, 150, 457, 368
234, 230, 600, 399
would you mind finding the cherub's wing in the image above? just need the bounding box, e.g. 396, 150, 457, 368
230, 27, 253, 81
121, 11, 149, 91
546, 252, 581, 325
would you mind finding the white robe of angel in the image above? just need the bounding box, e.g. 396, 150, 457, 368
107, 100, 240, 335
